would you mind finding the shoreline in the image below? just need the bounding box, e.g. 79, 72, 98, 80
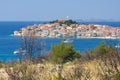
11, 34, 118, 39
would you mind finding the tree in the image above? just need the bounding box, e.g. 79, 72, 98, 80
88, 42, 108, 59
19, 29, 45, 62
51, 42, 81, 63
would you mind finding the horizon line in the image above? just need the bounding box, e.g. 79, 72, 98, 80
0, 19, 120, 22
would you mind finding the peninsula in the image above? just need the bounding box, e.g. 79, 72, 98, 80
14, 19, 120, 39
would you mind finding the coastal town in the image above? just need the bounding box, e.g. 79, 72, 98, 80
14, 19, 120, 39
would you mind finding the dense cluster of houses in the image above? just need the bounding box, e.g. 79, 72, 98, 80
14, 19, 120, 39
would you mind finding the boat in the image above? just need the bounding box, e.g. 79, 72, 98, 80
63, 39, 73, 43
115, 44, 120, 48
115, 42, 120, 48
13, 50, 20, 54
13, 48, 26, 55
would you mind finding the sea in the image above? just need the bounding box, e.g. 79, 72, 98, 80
0, 21, 120, 62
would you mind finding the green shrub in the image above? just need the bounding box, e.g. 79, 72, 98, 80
51, 42, 81, 63
88, 42, 108, 58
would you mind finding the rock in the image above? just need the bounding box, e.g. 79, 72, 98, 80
0, 68, 9, 80
37, 64, 45, 70
56, 64, 63, 71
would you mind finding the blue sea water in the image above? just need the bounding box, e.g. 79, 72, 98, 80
0, 21, 119, 62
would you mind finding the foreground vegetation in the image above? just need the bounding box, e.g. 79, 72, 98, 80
0, 42, 120, 80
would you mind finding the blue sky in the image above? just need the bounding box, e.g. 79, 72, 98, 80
0, 0, 120, 21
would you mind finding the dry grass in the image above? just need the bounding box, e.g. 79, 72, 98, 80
0, 59, 120, 80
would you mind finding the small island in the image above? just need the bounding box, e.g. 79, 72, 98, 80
14, 19, 120, 39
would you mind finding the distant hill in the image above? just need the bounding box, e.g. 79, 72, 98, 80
75, 19, 119, 22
